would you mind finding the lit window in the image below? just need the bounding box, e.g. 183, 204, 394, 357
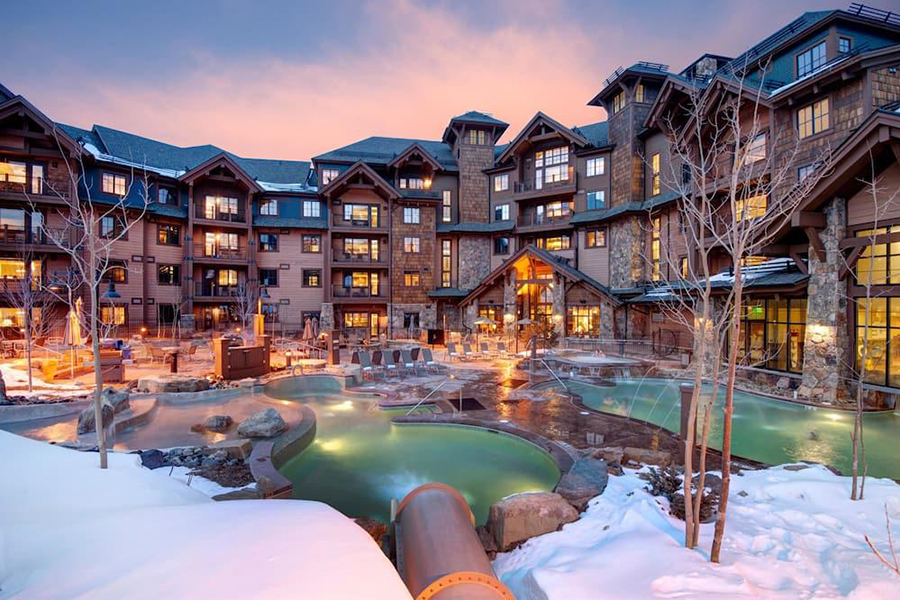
302, 234, 321, 253
157, 224, 180, 246
468, 129, 486, 145
740, 133, 767, 165
442, 190, 451, 222
157, 264, 180, 285
635, 85, 645, 103
797, 40, 826, 78
100, 305, 126, 326
322, 169, 340, 185
400, 178, 425, 190
259, 233, 278, 252
651, 217, 661, 281
494, 204, 509, 221
404, 271, 420, 286
797, 98, 829, 139
102, 173, 126, 196
586, 157, 605, 177
260, 199, 278, 216
302, 269, 321, 287
534, 147, 569, 190
651, 153, 660, 196
441, 240, 452, 287
493, 174, 509, 192
736, 195, 767, 221
541, 235, 570, 251
681, 257, 689, 278
566, 305, 600, 337
612, 91, 626, 114
403, 207, 420, 224
586, 191, 605, 210
404, 237, 420, 253
2, 161, 26, 185
586, 229, 606, 248
217, 269, 238, 286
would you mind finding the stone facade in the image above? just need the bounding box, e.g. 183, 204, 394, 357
871, 65, 900, 110
799, 198, 851, 404
389, 302, 436, 333
503, 270, 517, 335
608, 216, 644, 288
319, 302, 334, 332
600, 302, 615, 339
391, 204, 436, 304
458, 143, 494, 223
551, 273, 565, 339
463, 302, 478, 331
437, 302, 462, 331
607, 98, 650, 206
458, 235, 492, 290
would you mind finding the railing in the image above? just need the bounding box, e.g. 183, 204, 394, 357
331, 214, 385, 229
540, 358, 568, 391
331, 285, 385, 299
517, 212, 572, 228
564, 335, 694, 359
0, 179, 70, 198
514, 169, 576, 195
194, 205, 246, 223
406, 381, 447, 416
194, 282, 240, 298
331, 250, 386, 263
194, 244, 248, 261
0, 226, 76, 247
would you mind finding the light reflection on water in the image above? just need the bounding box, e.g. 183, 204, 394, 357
551, 379, 900, 479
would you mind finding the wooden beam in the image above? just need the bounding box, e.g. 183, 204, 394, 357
891, 141, 900, 164
839, 245, 865, 280
791, 211, 826, 228
840, 230, 900, 249
805, 227, 826, 261
789, 246, 808, 275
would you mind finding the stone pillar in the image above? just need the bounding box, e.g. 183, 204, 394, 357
464, 303, 478, 332
504, 270, 517, 336
551, 274, 565, 343
799, 197, 850, 405
609, 216, 644, 288
600, 302, 615, 339
320, 303, 335, 333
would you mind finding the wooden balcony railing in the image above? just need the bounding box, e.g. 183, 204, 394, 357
517, 212, 572, 228
514, 168, 576, 196
194, 244, 248, 261
0, 179, 71, 199
331, 250, 386, 264
0, 226, 77, 248
331, 285, 386, 299
331, 214, 386, 229
194, 205, 246, 223
194, 282, 241, 298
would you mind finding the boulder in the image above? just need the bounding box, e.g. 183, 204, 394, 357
101, 387, 130, 414
556, 456, 609, 511
190, 415, 233, 433
76, 399, 115, 434
205, 438, 253, 459
592, 446, 625, 465
136, 375, 210, 394
201, 450, 229, 468
237, 408, 287, 438
623, 447, 672, 467
0, 370, 7, 403
488, 492, 578, 551
212, 488, 263, 501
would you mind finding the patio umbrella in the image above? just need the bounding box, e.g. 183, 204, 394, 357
311, 317, 319, 338
66, 299, 83, 347
473, 316, 494, 346
302, 318, 313, 342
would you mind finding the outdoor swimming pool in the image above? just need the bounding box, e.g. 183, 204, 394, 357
541, 378, 900, 480
266, 378, 561, 524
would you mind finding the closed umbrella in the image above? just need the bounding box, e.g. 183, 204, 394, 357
302, 317, 313, 342
473, 316, 494, 346
312, 317, 319, 338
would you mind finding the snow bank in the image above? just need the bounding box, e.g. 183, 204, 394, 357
0, 431, 411, 599
494, 465, 900, 599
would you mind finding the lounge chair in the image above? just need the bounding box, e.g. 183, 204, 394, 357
419, 348, 441, 373
149, 345, 171, 364
462, 342, 480, 360
357, 351, 383, 381
382, 350, 401, 377
480, 342, 498, 359
496, 341, 511, 358
400, 349, 420, 375
447, 342, 462, 362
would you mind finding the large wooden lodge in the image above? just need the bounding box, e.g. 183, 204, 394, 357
1, 5, 900, 404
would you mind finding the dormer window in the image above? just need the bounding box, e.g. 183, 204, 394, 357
839, 37, 852, 54
797, 40, 826, 78
535, 147, 569, 189
322, 168, 339, 185
399, 177, 425, 190
102, 173, 127, 196
612, 91, 626, 114
468, 129, 487, 145
635, 85, 645, 103
157, 185, 177, 205
259, 198, 278, 216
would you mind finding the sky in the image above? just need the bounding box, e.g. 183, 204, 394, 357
4, 0, 896, 162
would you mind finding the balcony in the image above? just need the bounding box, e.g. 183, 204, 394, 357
0, 226, 77, 252
194, 205, 247, 224
513, 169, 577, 201
194, 282, 241, 300
331, 214, 388, 231
193, 244, 249, 262
331, 249, 388, 265
516, 212, 573, 231
331, 285, 386, 300
0, 179, 71, 203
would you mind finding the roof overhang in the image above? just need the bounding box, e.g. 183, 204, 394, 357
441, 115, 509, 145
318, 161, 399, 201
179, 152, 263, 192
387, 142, 442, 172
496, 112, 590, 165
588, 68, 670, 107
0, 96, 83, 158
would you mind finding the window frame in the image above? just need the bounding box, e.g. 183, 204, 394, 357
441, 190, 452, 222
301, 234, 321, 253
302, 268, 322, 288
102, 172, 127, 196
156, 223, 181, 246
585, 228, 607, 248
493, 236, 510, 255
321, 168, 340, 185
493, 173, 509, 192
403, 236, 420, 253
797, 97, 830, 140
260, 198, 279, 216
403, 270, 420, 287
586, 157, 605, 177
157, 264, 181, 286
403, 207, 421, 224
586, 191, 605, 210
494, 203, 510, 221
258, 232, 279, 252
796, 39, 827, 78
258, 268, 279, 288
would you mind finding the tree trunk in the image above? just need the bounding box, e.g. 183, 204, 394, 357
710, 270, 742, 563
692, 386, 715, 547
89, 270, 108, 469
25, 304, 33, 393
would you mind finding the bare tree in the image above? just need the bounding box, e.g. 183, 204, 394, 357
232, 280, 260, 344
865, 504, 900, 577
652, 64, 831, 560
31, 140, 150, 469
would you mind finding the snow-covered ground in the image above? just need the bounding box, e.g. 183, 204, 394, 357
0, 363, 86, 397
0, 431, 411, 599
495, 465, 900, 599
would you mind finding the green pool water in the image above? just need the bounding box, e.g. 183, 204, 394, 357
267, 386, 560, 524
545, 378, 900, 480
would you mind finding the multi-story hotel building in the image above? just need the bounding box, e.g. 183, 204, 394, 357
1, 6, 899, 403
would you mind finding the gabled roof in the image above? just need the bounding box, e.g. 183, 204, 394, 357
313, 136, 458, 171
0, 82, 14, 102
179, 152, 263, 192
496, 112, 591, 164
460, 244, 619, 307
0, 96, 83, 157
253, 215, 328, 230
318, 160, 399, 201
387, 141, 443, 171
588, 62, 673, 106
571, 121, 610, 148
442, 111, 509, 145
726, 11, 836, 73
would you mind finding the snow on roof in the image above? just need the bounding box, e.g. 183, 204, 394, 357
257, 181, 317, 193
0, 431, 410, 598
82, 141, 186, 179
707, 257, 794, 284
766, 53, 853, 97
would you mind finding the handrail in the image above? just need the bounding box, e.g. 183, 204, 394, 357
540, 358, 567, 391
406, 381, 447, 416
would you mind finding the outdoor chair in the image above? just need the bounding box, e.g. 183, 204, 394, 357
148, 345, 171, 364
381, 350, 401, 377
462, 342, 481, 360
447, 342, 462, 362
400, 349, 420, 375
183, 344, 199, 362
480, 342, 498, 359
496, 341, 511, 358
420, 348, 441, 373
357, 351, 383, 381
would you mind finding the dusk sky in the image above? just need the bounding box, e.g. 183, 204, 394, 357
5, 0, 895, 162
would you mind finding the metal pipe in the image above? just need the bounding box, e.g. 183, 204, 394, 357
406, 381, 446, 416
394, 483, 513, 600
